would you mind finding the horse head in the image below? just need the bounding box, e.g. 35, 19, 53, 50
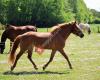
71, 21, 84, 38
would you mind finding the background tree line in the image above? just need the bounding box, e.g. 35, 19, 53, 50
0, 0, 99, 27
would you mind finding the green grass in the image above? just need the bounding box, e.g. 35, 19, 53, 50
90, 24, 100, 33
0, 28, 100, 80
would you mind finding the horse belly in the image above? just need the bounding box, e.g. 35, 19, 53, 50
28, 33, 64, 50
40, 38, 65, 50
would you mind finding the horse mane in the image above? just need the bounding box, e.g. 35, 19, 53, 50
51, 22, 74, 33
51, 23, 67, 32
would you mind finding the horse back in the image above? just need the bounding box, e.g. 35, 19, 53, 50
20, 32, 65, 50
4, 25, 37, 42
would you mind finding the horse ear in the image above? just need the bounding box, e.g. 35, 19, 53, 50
74, 21, 76, 24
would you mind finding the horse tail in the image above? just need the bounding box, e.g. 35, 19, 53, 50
8, 35, 21, 65
1, 30, 7, 42
0, 30, 7, 53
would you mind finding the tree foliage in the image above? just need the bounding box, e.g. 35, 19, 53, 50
90, 9, 100, 24
0, 0, 95, 27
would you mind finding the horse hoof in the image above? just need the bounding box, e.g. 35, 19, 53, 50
34, 66, 38, 70
43, 66, 45, 71
11, 66, 14, 71
70, 67, 73, 69
35, 67, 38, 70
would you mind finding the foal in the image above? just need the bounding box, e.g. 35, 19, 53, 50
8, 21, 84, 71
0, 24, 37, 54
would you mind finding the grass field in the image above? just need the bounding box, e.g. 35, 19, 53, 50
0, 27, 100, 80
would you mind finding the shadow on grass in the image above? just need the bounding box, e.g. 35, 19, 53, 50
3, 71, 69, 75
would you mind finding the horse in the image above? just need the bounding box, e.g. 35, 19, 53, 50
79, 23, 91, 34
0, 24, 37, 54
8, 21, 84, 71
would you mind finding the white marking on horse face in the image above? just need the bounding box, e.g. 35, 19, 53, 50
76, 24, 81, 30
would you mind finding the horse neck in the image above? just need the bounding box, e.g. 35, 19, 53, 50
53, 25, 72, 40
60, 28, 72, 40
1, 31, 7, 43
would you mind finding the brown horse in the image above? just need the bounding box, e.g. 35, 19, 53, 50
8, 21, 84, 71
0, 24, 37, 54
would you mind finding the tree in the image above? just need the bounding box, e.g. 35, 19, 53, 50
0, 0, 94, 27
0, 0, 8, 24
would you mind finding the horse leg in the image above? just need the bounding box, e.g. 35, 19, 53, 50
11, 50, 24, 71
59, 49, 72, 69
88, 28, 91, 34
9, 41, 13, 53
43, 50, 56, 70
27, 46, 38, 70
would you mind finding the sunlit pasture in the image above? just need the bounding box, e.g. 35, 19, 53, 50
0, 26, 100, 80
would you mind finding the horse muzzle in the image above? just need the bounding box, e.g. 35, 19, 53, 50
80, 33, 84, 38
